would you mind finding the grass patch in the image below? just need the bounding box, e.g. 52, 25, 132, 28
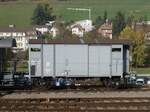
133, 67, 150, 74
16, 67, 28, 72
0, 0, 150, 27
0, 1, 36, 27
16, 62, 28, 72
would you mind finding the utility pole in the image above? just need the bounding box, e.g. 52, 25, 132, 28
67, 8, 91, 20
41, 38, 44, 79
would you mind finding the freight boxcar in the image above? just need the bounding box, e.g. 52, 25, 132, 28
29, 38, 131, 87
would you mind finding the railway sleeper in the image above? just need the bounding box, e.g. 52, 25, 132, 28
0, 105, 150, 111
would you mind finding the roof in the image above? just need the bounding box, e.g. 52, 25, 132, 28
72, 24, 85, 31
0, 27, 37, 37
0, 27, 35, 33
0, 38, 16, 48
0, 25, 51, 33
33, 25, 49, 28
29, 38, 131, 45
133, 23, 150, 32
74, 19, 92, 24
70, 19, 92, 28
99, 23, 112, 30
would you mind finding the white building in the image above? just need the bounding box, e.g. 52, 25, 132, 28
49, 27, 59, 38
35, 25, 59, 38
70, 19, 94, 37
71, 25, 84, 37
71, 20, 93, 32
97, 23, 112, 39
0, 27, 37, 51
34, 25, 49, 34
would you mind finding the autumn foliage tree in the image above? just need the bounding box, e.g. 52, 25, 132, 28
120, 26, 145, 67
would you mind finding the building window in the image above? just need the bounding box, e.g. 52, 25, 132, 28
31, 48, 41, 52
112, 48, 121, 52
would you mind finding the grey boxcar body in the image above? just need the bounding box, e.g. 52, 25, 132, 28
29, 39, 130, 79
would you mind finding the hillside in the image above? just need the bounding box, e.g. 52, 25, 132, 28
0, 0, 150, 27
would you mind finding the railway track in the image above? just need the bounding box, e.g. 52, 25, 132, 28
11, 86, 150, 93
0, 84, 150, 92
0, 97, 150, 112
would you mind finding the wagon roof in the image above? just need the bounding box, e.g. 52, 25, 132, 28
29, 38, 131, 45
0, 38, 16, 48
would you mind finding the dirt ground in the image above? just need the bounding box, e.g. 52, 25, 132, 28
1, 90, 150, 99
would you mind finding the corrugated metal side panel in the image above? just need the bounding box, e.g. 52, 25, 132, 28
29, 44, 41, 77
29, 45, 31, 79
111, 45, 123, 76
55, 44, 88, 77
43, 45, 54, 77
126, 49, 130, 73
89, 45, 111, 77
